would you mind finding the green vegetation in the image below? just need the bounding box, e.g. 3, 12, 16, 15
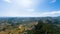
27, 19, 60, 34
0, 17, 60, 34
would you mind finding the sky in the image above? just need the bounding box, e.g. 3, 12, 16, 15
0, 0, 60, 17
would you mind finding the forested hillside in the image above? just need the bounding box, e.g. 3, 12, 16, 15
0, 17, 60, 34
27, 19, 60, 34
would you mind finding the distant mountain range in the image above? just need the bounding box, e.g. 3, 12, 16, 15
0, 17, 60, 25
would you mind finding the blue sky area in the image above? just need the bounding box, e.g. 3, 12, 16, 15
0, 0, 60, 17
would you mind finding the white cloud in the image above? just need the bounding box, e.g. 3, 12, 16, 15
37, 11, 60, 17
2, 0, 60, 17
50, 0, 56, 3
4, 0, 12, 3
0, 10, 60, 17
20, 0, 32, 8
18, 11, 60, 17
26, 9, 35, 12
